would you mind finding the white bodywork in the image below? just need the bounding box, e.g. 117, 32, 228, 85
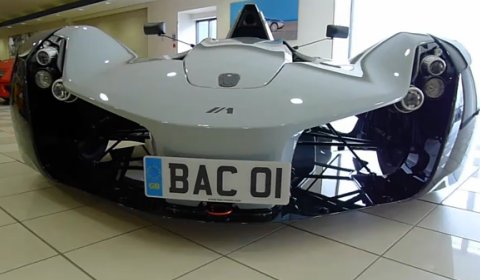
55, 26, 433, 163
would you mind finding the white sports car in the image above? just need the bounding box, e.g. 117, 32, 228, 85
266, 18, 285, 32
10, 4, 477, 221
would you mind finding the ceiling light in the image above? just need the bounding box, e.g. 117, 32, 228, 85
105, 1, 111, 4
78, 8, 84, 11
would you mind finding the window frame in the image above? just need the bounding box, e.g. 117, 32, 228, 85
195, 17, 217, 44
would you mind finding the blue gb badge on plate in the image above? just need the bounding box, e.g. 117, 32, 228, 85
144, 157, 163, 197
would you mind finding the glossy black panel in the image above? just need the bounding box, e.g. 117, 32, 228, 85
9, 57, 45, 172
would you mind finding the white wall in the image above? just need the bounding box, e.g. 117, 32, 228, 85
0, 7, 149, 59
75, 8, 148, 57
0, 38, 9, 60
332, 0, 351, 62
295, 0, 335, 57
177, 12, 196, 53
147, 0, 335, 57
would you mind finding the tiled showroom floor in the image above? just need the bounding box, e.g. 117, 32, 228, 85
1, 103, 480, 280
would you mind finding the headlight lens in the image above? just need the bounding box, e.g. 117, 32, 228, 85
52, 80, 68, 100
35, 46, 57, 66
421, 55, 446, 76
34, 70, 53, 89
394, 86, 425, 113
423, 77, 445, 99
51, 79, 76, 103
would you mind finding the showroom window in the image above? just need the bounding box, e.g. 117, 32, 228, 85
332, 0, 352, 62
196, 18, 217, 44
350, 0, 479, 59
177, 6, 216, 53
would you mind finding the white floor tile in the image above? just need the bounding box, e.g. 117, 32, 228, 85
0, 162, 37, 180
0, 154, 14, 164
157, 218, 284, 254
0, 224, 57, 273
0, 132, 13, 138
229, 227, 377, 280
357, 258, 449, 280
0, 173, 54, 197
0, 143, 18, 153
443, 189, 480, 213
0, 120, 11, 125
66, 226, 220, 280
0, 137, 15, 145
1, 151, 23, 163
362, 199, 436, 225
0, 208, 15, 227
385, 227, 480, 280
177, 258, 273, 280
0, 187, 87, 221
293, 211, 411, 254
420, 181, 460, 204
0, 128, 14, 134
24, 205, 149, 252
0, 256, 91, 280
460, 176, 480, 193
419, 205, 480, 242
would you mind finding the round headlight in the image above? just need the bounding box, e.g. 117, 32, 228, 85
423, 77, 445, 99
34, 70, 53, 89
421, 55, 446, 76
51, 79, 77, 103
36, 47, 57, 66
394, 86, 425, 113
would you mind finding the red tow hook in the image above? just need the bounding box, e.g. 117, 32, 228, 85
206, 204, 234, 217
207, 209, 233, 217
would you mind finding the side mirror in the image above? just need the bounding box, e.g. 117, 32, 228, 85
326, 25, 349, 39
144, 22, 166, 36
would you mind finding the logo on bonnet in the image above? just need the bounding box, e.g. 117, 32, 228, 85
218, 73, 240, 87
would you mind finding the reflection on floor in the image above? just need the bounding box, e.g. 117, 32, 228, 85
299, 150, 382, 208
1, 103, 480, 280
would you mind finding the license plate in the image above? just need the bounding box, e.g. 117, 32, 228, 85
144, 156, 291, 205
